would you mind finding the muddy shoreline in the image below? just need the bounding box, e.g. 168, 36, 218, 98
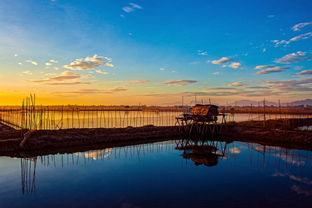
1, 118, 312, 157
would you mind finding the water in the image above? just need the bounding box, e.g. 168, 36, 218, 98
1, 110, 311, 130
0, 141, 311, 208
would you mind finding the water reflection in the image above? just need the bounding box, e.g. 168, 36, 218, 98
176, 140, 228, 167
19, 142, 175, 194
20, 158, 37, 194
18, 140, 312, 196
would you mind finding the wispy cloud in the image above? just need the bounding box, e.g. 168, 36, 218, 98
262, 78, 312, 93
126, 80, 149, 85
211, 57, 232, 64
22, 71, 32, 75
45, 59, 58, 66
49, 59, 58, 63
108, 87, 128, 92
229, 62, 241, 68
256, 66, 289, 75
255, 65, 273, 70
95, 70, 108, 75
26, 60, 38, 66
296, 70, 312, 75
31, 71, 91, 86
197, 50, 208, 56
161, 80, 197, 86
64, 55, 113, 70
228, 81, 243, 87
272, 32, 312, 46
46, 82, 90, 85
275, 51, 311, 64
292, 22, 312, 31
60, 87, 128, 94
122, 2, 143, 13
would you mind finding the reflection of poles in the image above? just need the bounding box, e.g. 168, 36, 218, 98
21, 157, 37, 194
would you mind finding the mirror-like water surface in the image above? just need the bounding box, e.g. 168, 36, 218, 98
0, 141, 311, 208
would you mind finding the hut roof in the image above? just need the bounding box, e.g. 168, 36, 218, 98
190, 104, 219, 116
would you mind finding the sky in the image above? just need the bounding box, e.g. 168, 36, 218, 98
0, 0, 311, 105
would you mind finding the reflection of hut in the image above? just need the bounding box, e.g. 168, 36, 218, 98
181, 145, 220, 167
190, 104, 219, 122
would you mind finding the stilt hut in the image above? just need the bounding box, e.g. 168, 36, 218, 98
190, 104, 219, 122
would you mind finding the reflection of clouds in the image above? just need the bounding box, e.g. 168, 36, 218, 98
291, 185, 312, 196
274, 153, 305, 166
229, 147, 241, 154
273, 173, 312, 185
273, 172, 312, 196
84, 148, 113, 160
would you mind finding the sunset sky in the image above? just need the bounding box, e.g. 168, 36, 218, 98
0, 0, 311, 105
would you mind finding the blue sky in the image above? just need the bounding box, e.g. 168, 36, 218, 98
0, 0, 311, 105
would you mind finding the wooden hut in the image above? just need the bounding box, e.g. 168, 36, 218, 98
190, 104, 219, 122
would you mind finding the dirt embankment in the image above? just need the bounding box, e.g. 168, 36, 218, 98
0, 118, 311, 156
0, 125, 180, 156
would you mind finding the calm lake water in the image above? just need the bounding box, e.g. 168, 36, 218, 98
0, 140, 311, 208
1, 110, 311, 129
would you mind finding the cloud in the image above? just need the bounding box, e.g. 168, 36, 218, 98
49, 59, 58, 63
81, 74, 94, 79
229, 62, 241, 68
228, 81, 243, 87
126, 80, 149, 85
46, 82, 91, 85
14, 54, 18, 57
22, 71, 32, 75
45, 62, 52, 66
212, 72, 220, 75
262, 78, 312, 93
275, 51, 311, 64
84, 55, 113, 67
26, 60, 38, 65
160, 68, 166, 71
292, 22, 312, 31
64, 55, 113, 70
64, 89, 110, 94
129, 3, 142, 9
95, 70, 108, 75
64, 60, 98, 70
255, 65, 273, 70
122, 2, 142, 13
256, 66, 289, 75
160, 80, 197, 86
211, 57, 232, 64
60, 87, 128, 94
273, 32, 312, 46
197, 50, 208, 56
296, 70, 312, 75
32, 71, 81, 83
108, 87, 128, 92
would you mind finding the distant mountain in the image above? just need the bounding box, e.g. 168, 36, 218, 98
290, 99, 312, 106
230, 100, 276, 106
229, 99, 312, 107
